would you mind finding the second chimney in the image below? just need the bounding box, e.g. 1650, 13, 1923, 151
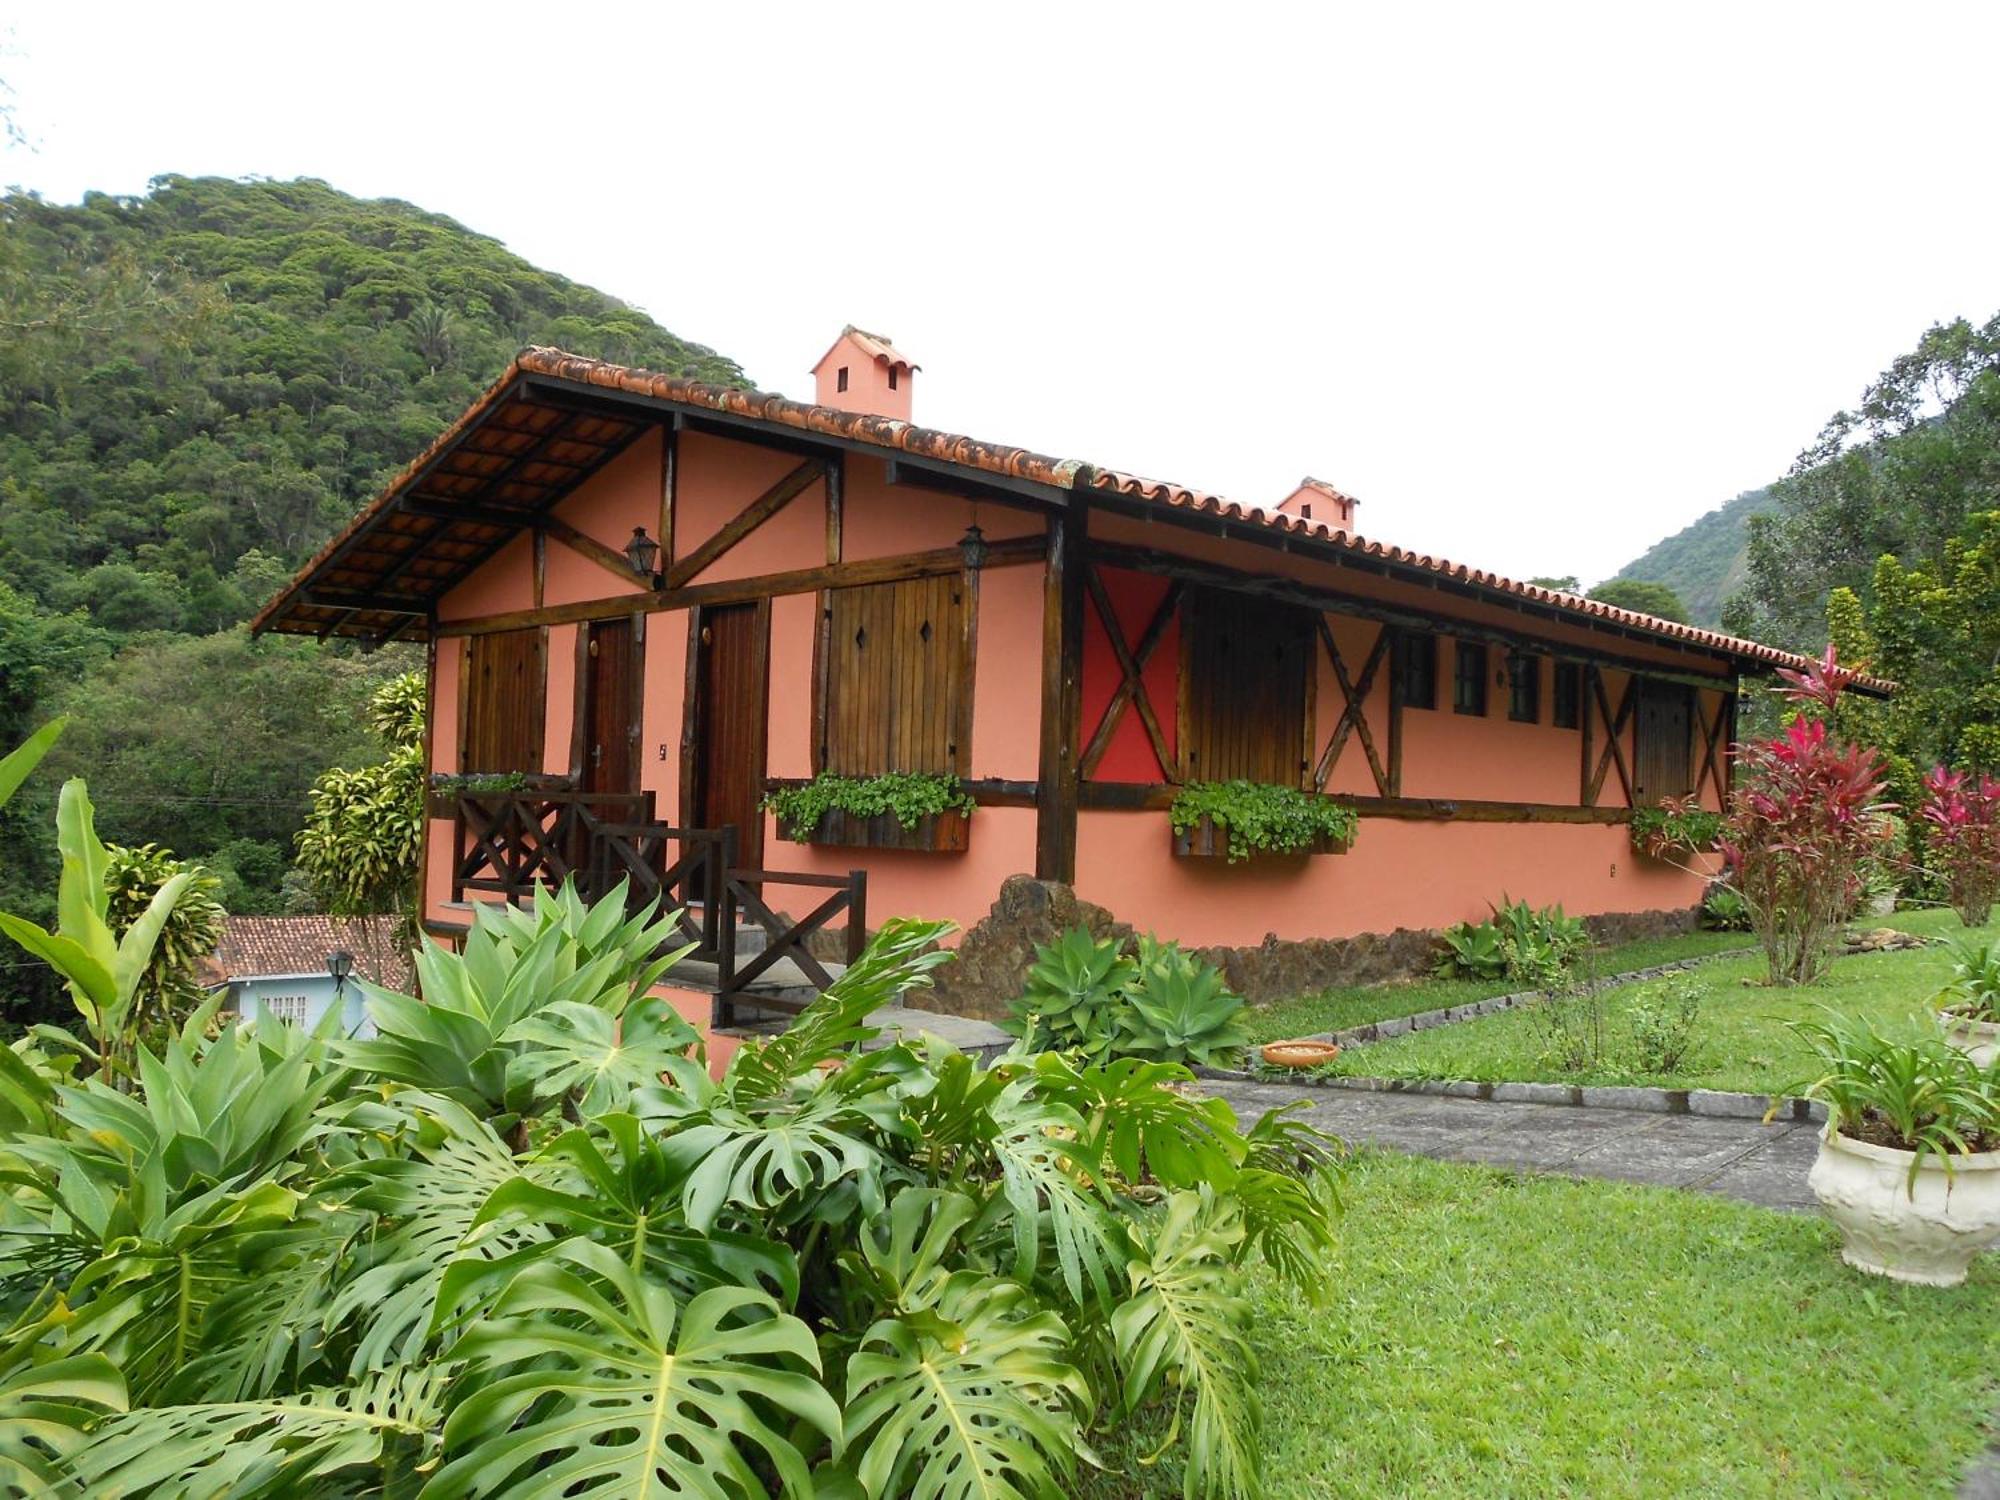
811, 325, 919, 421
1273, 476, 1359, 530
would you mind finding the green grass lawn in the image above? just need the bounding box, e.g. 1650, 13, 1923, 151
1244, 927, 1753, 1044
1308, 907, 1994, 1096
1085, 1152, 2000, 1498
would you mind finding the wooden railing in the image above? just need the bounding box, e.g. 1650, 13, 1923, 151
448, 790, 864, 1020
713, 867, 868, 1028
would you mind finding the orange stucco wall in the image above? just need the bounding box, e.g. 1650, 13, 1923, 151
425, 415, 1725, 955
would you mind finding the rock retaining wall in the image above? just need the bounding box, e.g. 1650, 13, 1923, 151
918, 875, 1704, 1020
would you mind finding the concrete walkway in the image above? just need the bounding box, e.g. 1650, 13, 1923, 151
1205, 1077, 1821, 1211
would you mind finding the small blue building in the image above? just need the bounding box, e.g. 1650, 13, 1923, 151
204, 915, 411, 1038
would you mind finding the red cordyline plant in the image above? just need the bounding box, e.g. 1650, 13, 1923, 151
1721, 646, 1895, 985
1921, 764, 2000, 927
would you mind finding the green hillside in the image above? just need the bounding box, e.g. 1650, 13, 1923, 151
0, 175, 742, 970
1605, 485, 1775, 628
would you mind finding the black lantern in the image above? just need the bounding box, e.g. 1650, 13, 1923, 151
326, 947, 355, 998
624, 526, 662, 581
958, 523, 990, 571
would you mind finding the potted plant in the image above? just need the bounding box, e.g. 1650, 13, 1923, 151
1167, 780, 1358, 864
1784, 1013, 2000, 1286
765, 771, 974, 852
1629, 794, 1723, 862
1937, 940, 2000, 1067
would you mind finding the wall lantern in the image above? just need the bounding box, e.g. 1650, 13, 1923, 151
958, 523, 990, 571
624, 526, 662, 581
326, 947, 356, 999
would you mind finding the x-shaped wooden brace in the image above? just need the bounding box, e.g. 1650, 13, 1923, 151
1693, 692, 1732, 805
1313, 620, 1392, 795
1583, 668, 1636, 807
1080, 573, 1183, 780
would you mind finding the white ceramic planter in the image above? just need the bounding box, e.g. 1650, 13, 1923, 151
1940, 1008, 2000, 1068
1808, 1126, 2000, 1287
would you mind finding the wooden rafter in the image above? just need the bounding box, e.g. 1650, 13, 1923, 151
1584, 668, 1636, 807
662, 458, 825, 590
1313, 621, 1392, 795
1079, 571, 1182, 780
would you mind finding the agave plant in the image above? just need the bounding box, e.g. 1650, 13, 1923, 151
0, 874, 1339, 1499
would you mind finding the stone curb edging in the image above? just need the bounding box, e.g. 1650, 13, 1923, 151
1281, 946, 1755, 1052
1192, 1063, 1827, 1124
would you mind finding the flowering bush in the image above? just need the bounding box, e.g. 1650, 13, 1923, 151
1722, 648, 1895, 985
1920, 765, 2000, 926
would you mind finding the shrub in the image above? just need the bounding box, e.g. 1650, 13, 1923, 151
1004, 927, 1248, 1067
1628, 977, 1705, 1073
1701, 881, 1752, 931
1936, 939, 2000, 1024
763, 770, 974, 833
1168, 779, 1358, 862
102, 841, 225, 1033
1723, 648, 1895, 986
1920, 765, 2000, 927
1436, 898, 1589, 984
1630, 794, 1725, 861
1529, 974, 1605, 1072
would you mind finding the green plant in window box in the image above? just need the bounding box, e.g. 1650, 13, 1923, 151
431, 771, 542, 796
764, 771, 975, 843
1167, 780, 1358, 863
1630, 794, 1724, 861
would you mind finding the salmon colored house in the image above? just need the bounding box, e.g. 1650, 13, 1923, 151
253, 329, 1887, 1023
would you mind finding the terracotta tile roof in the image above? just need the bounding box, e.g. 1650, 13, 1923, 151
252, 347, 1893, 694
202, 915, 413, 992
839, 325, 919, 370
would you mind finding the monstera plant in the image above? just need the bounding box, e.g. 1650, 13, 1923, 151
0, 838, 1339, 1497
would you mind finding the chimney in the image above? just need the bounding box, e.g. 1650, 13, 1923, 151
811, 325, 919, 421
1273, 476, 1359, 530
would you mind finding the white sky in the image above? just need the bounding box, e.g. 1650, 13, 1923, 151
7, 2, 1999, 586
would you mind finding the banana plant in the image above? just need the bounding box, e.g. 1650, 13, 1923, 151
0, 778, 192, 1087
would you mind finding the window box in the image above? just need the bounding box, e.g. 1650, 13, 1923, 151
776, 806, 971, 852
1170, 812, 1351, 861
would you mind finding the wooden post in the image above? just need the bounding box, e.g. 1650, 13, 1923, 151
659, 424, 678, 570
1036, 502, 1087, 883
825, 453, 844, 567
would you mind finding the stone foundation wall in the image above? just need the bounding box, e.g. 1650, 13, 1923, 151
918, 876, 1703, 1020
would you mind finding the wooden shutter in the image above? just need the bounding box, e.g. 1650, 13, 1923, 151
1179, 587, 1312, 785
462, 627, 546, 773
1633, 681, 1693, 801
820, 575, 968, 775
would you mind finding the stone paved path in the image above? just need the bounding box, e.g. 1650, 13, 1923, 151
1204, 1078, 1821, 1211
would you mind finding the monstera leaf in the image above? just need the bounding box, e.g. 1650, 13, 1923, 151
1112, 1191, 1262, 1500
69, 1361, 447, 1499
504, 996, 705, 1116
841, 1269, 1089, 1500
429, 1238, 840, 1499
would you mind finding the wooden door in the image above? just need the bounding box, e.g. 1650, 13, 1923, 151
579, 617, 641, 796
1633, 681, 1693, 802
1179, 587, 1312, 785
462, 627, 545, 773
686, 602, 768, 869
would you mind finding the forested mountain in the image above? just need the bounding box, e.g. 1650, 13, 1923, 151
1604, 485, 1774, 628
0, 175, 742, 971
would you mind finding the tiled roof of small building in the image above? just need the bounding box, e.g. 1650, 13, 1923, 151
202, 914, 413, 992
